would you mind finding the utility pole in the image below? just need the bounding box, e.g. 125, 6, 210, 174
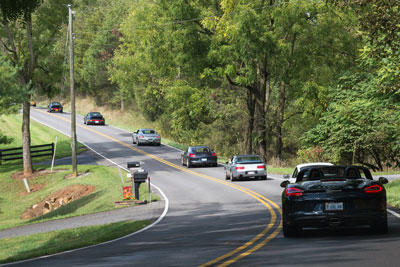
68, 4, 77, 177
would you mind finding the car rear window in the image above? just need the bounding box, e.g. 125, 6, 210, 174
236, 156, 263, 163
193, 147, 211, 153
142, 130, 156, 134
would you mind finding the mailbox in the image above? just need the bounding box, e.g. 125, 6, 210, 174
127, 161, 140, 169
133, 170, 148, 183
132, 169, 148, 200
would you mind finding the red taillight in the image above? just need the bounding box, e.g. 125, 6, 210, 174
188, 153, 195, 158
139, 135, 145, 138
212, 152, 217, 157
257, 165, 265, 169
364, 185, 382, 194
236, 166, 245, 170
156, 136, 161, 138
285, 187, 304, 197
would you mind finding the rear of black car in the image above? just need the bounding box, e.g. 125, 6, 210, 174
281, 166, 388, 236
187, 146, 217, 167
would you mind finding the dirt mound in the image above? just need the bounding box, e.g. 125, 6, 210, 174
21, 184, 95, 219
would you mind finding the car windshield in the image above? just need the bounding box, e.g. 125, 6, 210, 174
51, 104, 61, 108
142, 130, 156, 134
236, 156, 263, 163
192, 147, 211, 153
90, 112, 102, 116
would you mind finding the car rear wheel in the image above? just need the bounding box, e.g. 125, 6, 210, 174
187, 159, 192, 168
230, 172, 235, 182
282, 217, 299, 237
370, 214, 388, 234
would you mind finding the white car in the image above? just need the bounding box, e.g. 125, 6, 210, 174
284, 162, 333, 183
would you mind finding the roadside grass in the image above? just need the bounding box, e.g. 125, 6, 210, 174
385, 180, 400, 209
0, 220, 150, 264
0, 164, 158, 230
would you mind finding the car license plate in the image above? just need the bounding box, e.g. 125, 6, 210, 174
201, 158, 207, 162
325, 202, 343, 211
95, 121, 99, 124
248, 171, 255, 174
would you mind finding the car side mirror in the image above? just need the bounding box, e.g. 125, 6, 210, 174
378, 177, 389, 184
280, 181, 289, 188
283, 174, 290, 179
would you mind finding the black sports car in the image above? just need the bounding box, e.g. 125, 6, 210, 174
84, 112, 105, 125
181, 146, 218, 168
280, 165, 388, 237
47, 102, 63, 113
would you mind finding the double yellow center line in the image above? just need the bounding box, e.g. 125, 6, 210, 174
37, 109, 282, 266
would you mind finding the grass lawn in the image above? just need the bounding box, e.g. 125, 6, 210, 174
0, 220, 150, 264
0, 113, 159, 264
385, 180, 400, 209
0, 164, 158, 230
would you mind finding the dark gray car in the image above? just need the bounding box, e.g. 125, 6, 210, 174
181, 146, 218, 168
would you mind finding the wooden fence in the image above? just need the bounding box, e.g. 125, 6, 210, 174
0, 143, 54, 165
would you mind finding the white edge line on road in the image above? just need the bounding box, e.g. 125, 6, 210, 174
0, 117, 171, 266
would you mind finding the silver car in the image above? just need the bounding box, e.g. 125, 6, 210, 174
224, 155, 267, 181
132, 128, 161, 146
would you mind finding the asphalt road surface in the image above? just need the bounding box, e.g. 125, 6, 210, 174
7, 107, 400, 267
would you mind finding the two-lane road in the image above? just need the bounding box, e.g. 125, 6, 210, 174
13, 107, 400, 266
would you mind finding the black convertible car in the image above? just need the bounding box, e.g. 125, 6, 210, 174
280, 165, 388, 237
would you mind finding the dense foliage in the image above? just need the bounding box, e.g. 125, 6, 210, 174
1, 0, 399, 170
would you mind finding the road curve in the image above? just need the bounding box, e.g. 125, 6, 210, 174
5, 107, 400, 267
7, 107, 281, 267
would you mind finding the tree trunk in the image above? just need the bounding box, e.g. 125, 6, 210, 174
22, 100, 33, 177
245, 91, 255, 154
276, 80, 286, 160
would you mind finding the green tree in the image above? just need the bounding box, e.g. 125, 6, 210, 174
0, 0, 67, 176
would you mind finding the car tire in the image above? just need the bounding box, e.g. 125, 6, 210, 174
230, 172, 235, 182
370, 214, 388, 234
261, 175, 267, 180
282, 217, 299, 237
187, 159, 192, 168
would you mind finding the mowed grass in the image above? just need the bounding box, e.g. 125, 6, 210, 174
0, 220, 150, 264
385, 180, 400, 208
0, 113, 158, 264
0, 164, 158, 230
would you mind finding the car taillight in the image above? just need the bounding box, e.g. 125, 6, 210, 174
188, 153, 195, 158
236, 166, 245, 170
257, 165, 265, 169
285, 187, 304, 197
364, 185, 382, 194
212, 152, 217, 157
156, 136, 161, 138
139, 135, 144, 138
